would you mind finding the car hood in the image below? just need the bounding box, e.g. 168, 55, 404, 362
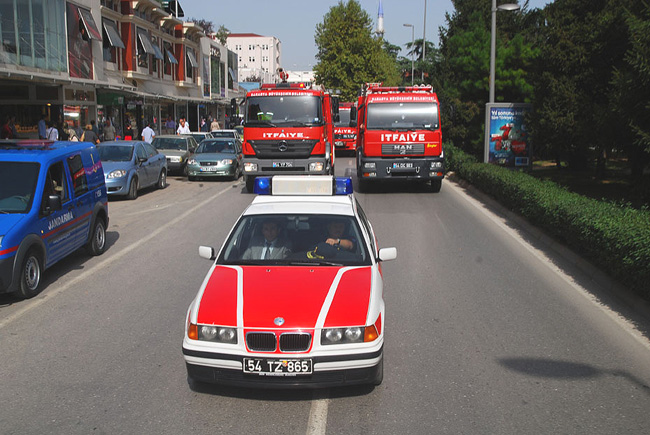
158, 150, 188, 157
196, 265, 372, 329
0, 214, 26, 243
192, 153, 236, 162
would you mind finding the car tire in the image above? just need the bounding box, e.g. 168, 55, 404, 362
127, 177, 138, 200
183, 164, 189, 177
17, 249, 43, 299
373, 356, 384, 386
85, 218, 107, 256
245, 176, 256, 193
188, 175, 195, 181
430, 179, 442, 193
157, 169, 167, 189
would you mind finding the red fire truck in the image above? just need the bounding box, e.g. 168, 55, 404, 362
334, 102, 357, 154
241, 82, 338, 192
354, 84, 445, 192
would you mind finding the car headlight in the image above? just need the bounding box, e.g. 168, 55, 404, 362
107, 169, 127, 179
197, 325, 237, 344
188, 158, 197, 165
0, 235, 3, 247
169, 156, 181, 163
220, 159, 233, 165
321, 326, 364, 345
244, 162, 257, 172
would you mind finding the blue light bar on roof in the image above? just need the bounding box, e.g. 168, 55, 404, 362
253, 176, 353, 195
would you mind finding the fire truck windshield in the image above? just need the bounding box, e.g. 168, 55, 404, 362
245, 95, 322, 127
335, 109, 351, 127
366, 102, 439, 130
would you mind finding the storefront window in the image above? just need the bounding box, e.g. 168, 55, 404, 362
67, 2, 99, 79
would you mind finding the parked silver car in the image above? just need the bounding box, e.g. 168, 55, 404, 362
151, 135, 198, 176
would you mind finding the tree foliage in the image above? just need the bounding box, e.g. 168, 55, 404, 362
314, 0, 399, 101
215, 25, 230, 45
188, 18, 213, 35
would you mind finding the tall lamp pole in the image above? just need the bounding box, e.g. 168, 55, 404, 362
489, 1, 520, 102
403, 23, 414, 85
421, 0, 426, 81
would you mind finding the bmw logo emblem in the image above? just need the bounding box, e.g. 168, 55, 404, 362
274, 317, 285, 326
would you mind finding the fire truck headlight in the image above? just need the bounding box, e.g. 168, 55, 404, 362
364, 162, 376, 169
244, 162, 257, 172
430, 161, 443, 169
309, 162, 324, 172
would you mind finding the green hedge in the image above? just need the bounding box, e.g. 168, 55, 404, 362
445, 143, 650, 300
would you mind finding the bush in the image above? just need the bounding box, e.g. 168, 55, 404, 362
446, 143, 650, 300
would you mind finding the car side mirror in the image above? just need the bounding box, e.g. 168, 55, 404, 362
199, 245, 216, 260
138, 156, 147, 163
378, 247, 397, 262
44, 195, 62, 214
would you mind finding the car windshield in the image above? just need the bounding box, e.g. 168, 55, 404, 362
367, 102, 439, 130
245, 95, 322, 127
0, 162, 40, 214
98, 145, 133, 162
335, 109, 351, 127
153, 138, 187, 151
196, 140, 236, 154
211, 131, 235, 138
218, 214, 371, 266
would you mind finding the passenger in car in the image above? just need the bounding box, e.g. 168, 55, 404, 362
242, 220, 292, 260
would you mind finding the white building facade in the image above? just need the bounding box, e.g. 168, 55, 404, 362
226, 33, 281, 84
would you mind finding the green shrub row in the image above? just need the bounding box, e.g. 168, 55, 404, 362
445, 143, 650, 300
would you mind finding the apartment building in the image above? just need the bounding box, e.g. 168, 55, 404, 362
0, 0, 243, 139
226, 33, 281, 84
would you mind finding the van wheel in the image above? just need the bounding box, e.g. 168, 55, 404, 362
245, 176, 256, 193
157, 169, 167, 189
18, 250, 43, 299
127, 177, 138, 200
86, 218, 107, 256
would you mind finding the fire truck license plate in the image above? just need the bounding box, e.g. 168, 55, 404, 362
273, 162, 293, 168
392, 162, 414, 169
243, 358, 312, 375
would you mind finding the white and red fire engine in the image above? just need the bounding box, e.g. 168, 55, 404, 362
354, 83, 445, 192
334, 101, 357, 154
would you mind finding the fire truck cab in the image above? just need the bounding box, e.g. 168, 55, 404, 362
334, 102, 357, 154
241, 83, 337, 193
355, 84, 445, 192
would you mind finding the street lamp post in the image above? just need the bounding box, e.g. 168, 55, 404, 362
489, 1, 520, 103
403, 23, 414, 85
421, 0, 426, 81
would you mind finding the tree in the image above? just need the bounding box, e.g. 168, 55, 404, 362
214, 25, 230, 45
188, 18, 213, 35
437, 1, 538, 156
314, 0, 399, 101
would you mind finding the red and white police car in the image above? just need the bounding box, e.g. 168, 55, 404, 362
182, 175, 396, 388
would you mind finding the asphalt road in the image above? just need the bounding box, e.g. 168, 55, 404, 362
1, 157, 649, 435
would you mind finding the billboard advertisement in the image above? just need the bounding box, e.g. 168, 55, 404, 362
484, 103, 532, 167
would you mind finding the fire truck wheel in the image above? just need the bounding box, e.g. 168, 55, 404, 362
245, 176, 256, 193
430, 179, 442, 193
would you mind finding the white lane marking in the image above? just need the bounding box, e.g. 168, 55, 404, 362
0, 183, 235, 330
306, 389, 330, 435
447, 180, 650, 352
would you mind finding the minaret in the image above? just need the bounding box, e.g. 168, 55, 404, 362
375, 0, 385, 39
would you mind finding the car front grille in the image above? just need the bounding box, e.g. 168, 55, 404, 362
246, 332, 277, 351
279, 333, 312, 352
381, 143, 425, 155
249, 140, 319, 159
245, 332, 312, 352
200, 161, 218, 166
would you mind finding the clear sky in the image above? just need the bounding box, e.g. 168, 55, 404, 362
181, 0, 552, 71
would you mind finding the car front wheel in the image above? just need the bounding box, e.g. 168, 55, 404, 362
18, 250, 43, 299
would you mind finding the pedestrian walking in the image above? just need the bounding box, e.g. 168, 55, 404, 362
210, 117, 220, 132
66, 122, 79, 141
176, 118, 190, 134
46, 121, 59, 141
103, 120, 116, 141
38, 115, 47, 139
1, 116, 13, 139
80, 124, 99, 144
141, 122, 155, 143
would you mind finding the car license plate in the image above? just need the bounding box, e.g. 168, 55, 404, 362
243, 358, 312, 376
273, 162, 293, 168
200, 166, 218, 172
392, 162, 414, 169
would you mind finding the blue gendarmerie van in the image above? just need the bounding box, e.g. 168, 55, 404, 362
0, 140, 109, 298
